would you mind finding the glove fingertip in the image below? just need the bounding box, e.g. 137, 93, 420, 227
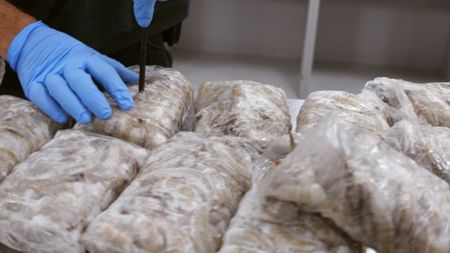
119, 67, 138, 84
54, 113, 69, 124
97, 107, 113, 121
78, 112, 93, 125
113, 91, 135, 111
120, 99, 135, 111
125, 71, 139, 84
97, 55, 138, 84
44, 108, 68, 124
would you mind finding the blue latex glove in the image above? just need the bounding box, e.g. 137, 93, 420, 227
133, 0, 157, 28
7, 21, 138, 124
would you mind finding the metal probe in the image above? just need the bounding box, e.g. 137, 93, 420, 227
139, 27, 148, 93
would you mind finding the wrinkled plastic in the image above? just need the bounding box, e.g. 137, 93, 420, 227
263, 116, 450, 253
76, 66, 193, 149
296, 90, 390, 133
364, 77, 404, 107
288, 99, 304, 131
0, 130, 149, 253
365, 77, 450, 127
0, 95, 62, 182
364, 78, 411, 124
383, 120, 450, 185
81, 132, 253, 253
219, 187, 363, 253
193, 80, 291, 149
181, 88, 197, 131
249, 133, 301, 184
220, 133, 363, 253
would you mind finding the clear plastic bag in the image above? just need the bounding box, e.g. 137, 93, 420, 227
76, 66, 193, 149
365, 77, 450, 127
0, 130, 149, 253
383, 120, 450, 185
193, 80, 291, 149
0, 95, 62, 182
364, 77, 403, 107
219, 133, 363, 253
81, 132, 254, 253
263, 116, 450, 253
296, 90, 390, 133
219, 187, 364, 253
405, 85, 450, 127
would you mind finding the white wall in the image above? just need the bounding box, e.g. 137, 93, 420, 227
178, 0, 450, 71
179, 0, 307, 58
316, 1, 450, 71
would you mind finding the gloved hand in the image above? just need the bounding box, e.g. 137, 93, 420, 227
133, 0, 157, 28
7, 21, 138, 124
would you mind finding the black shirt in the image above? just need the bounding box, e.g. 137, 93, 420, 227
7, 0, 189, 52
8, 0, 137, 51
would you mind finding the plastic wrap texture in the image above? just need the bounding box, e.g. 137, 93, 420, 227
219, 187, 363, 253
296, 90, 390, 133
365, 77, 450, 127
383, 120, 450, 185
0, 130, 149, 253
193, 80, 291, 149
263, 117, 450, 253
76, 66, 193, 149
220, 134, 363, 253
0, 95, 61, 182
81, 132, 253, 253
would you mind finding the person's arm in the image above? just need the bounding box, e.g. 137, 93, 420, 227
0, 0, 35, 58
0, 0, 139, 124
